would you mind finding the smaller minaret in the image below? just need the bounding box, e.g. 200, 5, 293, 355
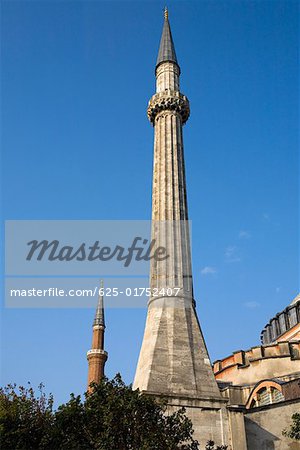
87, 281, 108, 390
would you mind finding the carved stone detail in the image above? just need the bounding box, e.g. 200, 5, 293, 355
147, 89, 190, 125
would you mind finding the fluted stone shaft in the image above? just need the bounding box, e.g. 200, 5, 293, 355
150, 108, 193, 296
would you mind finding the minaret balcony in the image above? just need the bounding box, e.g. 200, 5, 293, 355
147, 90, 190, 125
87, 349, 108, 357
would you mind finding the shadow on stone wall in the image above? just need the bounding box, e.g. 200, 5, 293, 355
245, 417, 279, 450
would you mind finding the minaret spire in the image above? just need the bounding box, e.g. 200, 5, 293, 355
93, 280, 105, 327
87, 280, 108, 390
156, 7, 178, 70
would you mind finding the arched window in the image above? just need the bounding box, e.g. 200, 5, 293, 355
271, 387, 284, 403
256, 387, 270, 406
246, 381, 285, 408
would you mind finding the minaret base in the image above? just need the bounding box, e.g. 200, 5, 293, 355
133, 298, 221, 399
133, 298, 248, 449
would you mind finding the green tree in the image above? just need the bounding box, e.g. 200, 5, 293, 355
52, 374, 199, 449
283, 413, 300, 441
0, 383, 54, 449
0, 375, 200, 449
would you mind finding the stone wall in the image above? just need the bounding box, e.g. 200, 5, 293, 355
165, 396, 249, 450
245, 399, 300, 450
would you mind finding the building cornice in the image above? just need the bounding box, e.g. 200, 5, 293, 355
261, 296, 300, 345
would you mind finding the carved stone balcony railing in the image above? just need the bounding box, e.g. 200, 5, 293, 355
147, 90, 190, 125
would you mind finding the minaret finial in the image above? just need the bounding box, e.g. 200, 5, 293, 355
164, 6, 168, 20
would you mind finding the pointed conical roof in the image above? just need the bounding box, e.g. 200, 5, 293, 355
93, 281, 105, 327
156, 8, 178, 69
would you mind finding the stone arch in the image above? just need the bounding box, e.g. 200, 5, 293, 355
246, 379, 284, 409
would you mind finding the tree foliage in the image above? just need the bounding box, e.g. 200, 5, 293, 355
0, 375, 206, 449
0, 383, 54, 449
282, 413, 300, 441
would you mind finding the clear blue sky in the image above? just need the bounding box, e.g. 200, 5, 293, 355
1, 0, 298, 406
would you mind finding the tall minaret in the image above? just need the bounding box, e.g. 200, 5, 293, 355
87, 282, 108, 389
133, 9, 221, 400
